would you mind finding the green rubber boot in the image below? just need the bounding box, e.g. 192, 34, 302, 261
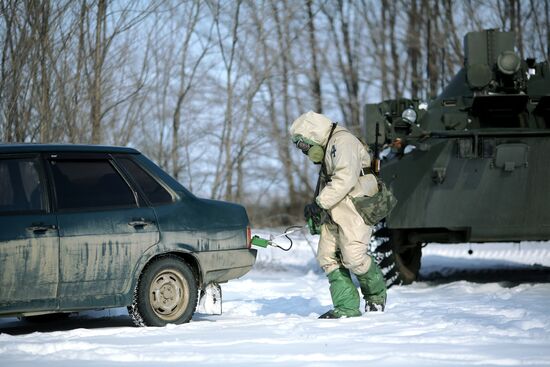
356, 258, 387, 312
319, 268, 362, 319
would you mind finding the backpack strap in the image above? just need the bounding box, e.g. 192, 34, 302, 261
314, 122, 338, 199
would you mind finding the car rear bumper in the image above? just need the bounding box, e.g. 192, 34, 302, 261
194, 248, 257, 285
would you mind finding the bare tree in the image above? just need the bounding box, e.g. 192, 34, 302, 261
442, 0, 463, 83
407, 0, 422, 98
85, 0, 158, 144
170, 1, 213, 180
1, 0, 31, 142
306, 0, 323, 113
547, 0, 550, 60
530, 0, 550, 62
2, 0, 549, 226
209, 0, 242, 201
322, 0, 362, 134
89, 0, 106, 144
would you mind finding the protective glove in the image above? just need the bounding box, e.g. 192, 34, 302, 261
304, 202, 322, 221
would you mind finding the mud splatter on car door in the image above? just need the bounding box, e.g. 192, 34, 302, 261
0, 156, 59, 313
48, 156, 160, 309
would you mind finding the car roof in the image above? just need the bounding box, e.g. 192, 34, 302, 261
0, 143, 139, 154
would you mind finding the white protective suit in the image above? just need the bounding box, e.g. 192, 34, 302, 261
290, 111, 379, 275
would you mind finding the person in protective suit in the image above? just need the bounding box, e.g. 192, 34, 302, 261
290, 111, 387, 319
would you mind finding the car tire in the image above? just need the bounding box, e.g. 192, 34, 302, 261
128, 256, 198, 327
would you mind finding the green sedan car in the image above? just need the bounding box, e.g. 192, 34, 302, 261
0, 144, 256, 326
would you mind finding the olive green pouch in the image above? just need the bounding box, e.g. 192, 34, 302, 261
351, 181, 397, 225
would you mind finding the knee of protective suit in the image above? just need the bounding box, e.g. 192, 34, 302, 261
340, 247, 372, 276
316, 224, 341, 274
316, 252, 340, 274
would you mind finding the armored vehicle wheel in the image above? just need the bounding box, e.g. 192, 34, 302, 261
394, 244, 422, 284
128, 256, 198, 327
370, 223, 422, 287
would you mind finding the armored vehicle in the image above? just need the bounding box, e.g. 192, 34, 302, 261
364, 29, 550, 285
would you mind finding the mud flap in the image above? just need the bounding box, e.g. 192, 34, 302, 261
197, 282, 222, 315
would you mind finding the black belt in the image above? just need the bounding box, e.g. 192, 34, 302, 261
360, 167, 372, 176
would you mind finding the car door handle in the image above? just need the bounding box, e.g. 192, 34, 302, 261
128, 219, 153, 228
26, 224, 57, 233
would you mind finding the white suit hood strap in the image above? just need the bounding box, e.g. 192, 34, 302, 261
314, 122, 339, 196
316, 130, 364, 209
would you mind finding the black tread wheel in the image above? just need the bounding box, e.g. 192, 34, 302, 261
128, 256, 198, 327
369, 232, 402, 288
394, 244, 422, 284
369, 223, 422, 287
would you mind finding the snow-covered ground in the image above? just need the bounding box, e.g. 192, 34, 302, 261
1, 230, 550, 366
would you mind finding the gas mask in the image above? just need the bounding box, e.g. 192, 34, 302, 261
306, 145, 324, 164
293, 135, 324, 164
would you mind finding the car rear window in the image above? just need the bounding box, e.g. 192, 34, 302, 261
116, 157, 173, 205
50, 159, 137, 211
0, 158, 45, 213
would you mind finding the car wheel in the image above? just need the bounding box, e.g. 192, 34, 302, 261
128, 256, 198, 327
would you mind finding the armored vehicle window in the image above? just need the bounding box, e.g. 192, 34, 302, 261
0, 158, 45, 213
117, 157, 173, 205
472, 95, 529, 129
50, 160, 136, 211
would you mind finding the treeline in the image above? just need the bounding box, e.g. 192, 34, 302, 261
1, 0, 549, 225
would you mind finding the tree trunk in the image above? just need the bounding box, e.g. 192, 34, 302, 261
170, 2, 205, 181
389, 1, 400, 99
325, 0, 361, 134
380, 0, 389, 99
271, 0, 298, 206
347, 7, 360, 133
425, 0, 440, 99
515, 0, 524, 60
306, 0, 322, 113
38, 0, 51, 142
208, 0, 241, 201
546, 0, 549, 61
91, 0, 106, 144
407, 0, 421, 98
443, 0, 463, 81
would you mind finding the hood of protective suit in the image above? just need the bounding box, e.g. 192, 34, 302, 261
289, 111, 334, 147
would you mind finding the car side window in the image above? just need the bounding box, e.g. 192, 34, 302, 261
50, 159, 137, 211
0, 158, 45, 214
116, 157, 173, 205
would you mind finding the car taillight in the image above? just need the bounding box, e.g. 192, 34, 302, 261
246, 226, 252, 249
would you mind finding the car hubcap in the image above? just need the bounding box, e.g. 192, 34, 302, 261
149, 269, 189, 321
